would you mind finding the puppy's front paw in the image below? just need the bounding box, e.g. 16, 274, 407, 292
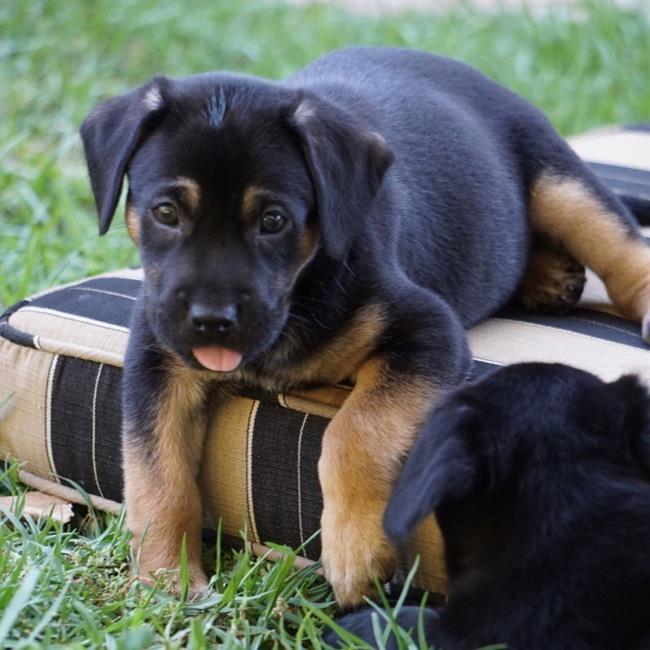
321, 501, 395, 608
133, 557, 209, 600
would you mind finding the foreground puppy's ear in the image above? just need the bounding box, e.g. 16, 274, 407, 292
288, 96, 394, 259
384, 405, 479, 545
610, 374, 650, 470
80, 78, 167, 235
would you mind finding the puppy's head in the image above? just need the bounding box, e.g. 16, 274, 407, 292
384, 362, 650, 546
80, 74, 392, 371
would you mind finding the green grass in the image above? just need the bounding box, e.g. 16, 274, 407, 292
0, 462, 434, 649
2, 0, 649, 311
1, 0, 649, 646
0, 464, 339, 649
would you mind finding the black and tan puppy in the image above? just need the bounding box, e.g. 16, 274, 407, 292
80, 47, 650, 606
331, 363, 650, 649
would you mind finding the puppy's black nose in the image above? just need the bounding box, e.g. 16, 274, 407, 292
189, 302, 238, 334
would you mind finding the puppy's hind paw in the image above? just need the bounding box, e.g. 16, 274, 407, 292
517, 247, 586, 315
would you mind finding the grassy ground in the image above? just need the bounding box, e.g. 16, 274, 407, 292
1, 0, 649, 647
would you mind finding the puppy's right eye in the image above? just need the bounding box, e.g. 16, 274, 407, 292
152, 202, 179, 227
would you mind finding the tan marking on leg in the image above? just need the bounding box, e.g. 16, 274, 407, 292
123, 360, 209, 594
318, 357, 438, 607
174, 176, 201, 213
530, 173, 650, 324
125, 205, 140, 246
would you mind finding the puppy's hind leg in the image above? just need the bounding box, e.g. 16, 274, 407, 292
529, 170, 650, 338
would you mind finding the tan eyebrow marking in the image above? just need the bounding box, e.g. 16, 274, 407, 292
241, 185, 275, 226
173, 176, 201, 212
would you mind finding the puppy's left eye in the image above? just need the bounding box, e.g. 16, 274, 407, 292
152, 202, 179, 227
260, 209, 288, 235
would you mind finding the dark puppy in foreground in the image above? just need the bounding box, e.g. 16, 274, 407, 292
80, 47, 650, 606
331, 363, 650, 649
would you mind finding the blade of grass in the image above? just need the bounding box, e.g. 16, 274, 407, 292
0, 566, 41, 645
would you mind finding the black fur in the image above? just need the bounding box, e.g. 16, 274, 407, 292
332, 363, 650, 649
325, 605, 444, 649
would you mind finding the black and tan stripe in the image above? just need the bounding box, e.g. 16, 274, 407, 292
250, 401, 326, 560
48, 356, 123, 501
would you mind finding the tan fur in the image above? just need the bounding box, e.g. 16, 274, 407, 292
125, 205, 140, 245
530, 173, 650, 322
123, 359, 209, 592
298, 219, 320, 268
240, 185, 266, 225
246, 303, 385, 391
291, 303, 386, 386
318, 357, 439, 606
174, 176, 201, 213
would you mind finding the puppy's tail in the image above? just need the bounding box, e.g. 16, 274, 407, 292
383, 403, 478, 545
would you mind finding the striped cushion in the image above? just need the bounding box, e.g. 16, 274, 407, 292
2, 263, 649, 594
569, 123, 650, 224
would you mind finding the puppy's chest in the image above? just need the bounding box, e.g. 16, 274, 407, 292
226, 303, 384, 392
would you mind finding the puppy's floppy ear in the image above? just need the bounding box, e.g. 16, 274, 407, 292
288, 95, 393, 259
80, 78, 168, 235
384, 404, 480, 545
610, 374, 650, 470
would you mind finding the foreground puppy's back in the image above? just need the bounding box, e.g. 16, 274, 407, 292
289, 48, 645, 328
289, 47, 538, 321
382, 363, 650, 650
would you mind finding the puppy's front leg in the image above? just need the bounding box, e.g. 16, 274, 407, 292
319, 291, 471, 608
122, 324, 210, 594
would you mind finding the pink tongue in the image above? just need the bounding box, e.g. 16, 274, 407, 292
192, 346, 242, 372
